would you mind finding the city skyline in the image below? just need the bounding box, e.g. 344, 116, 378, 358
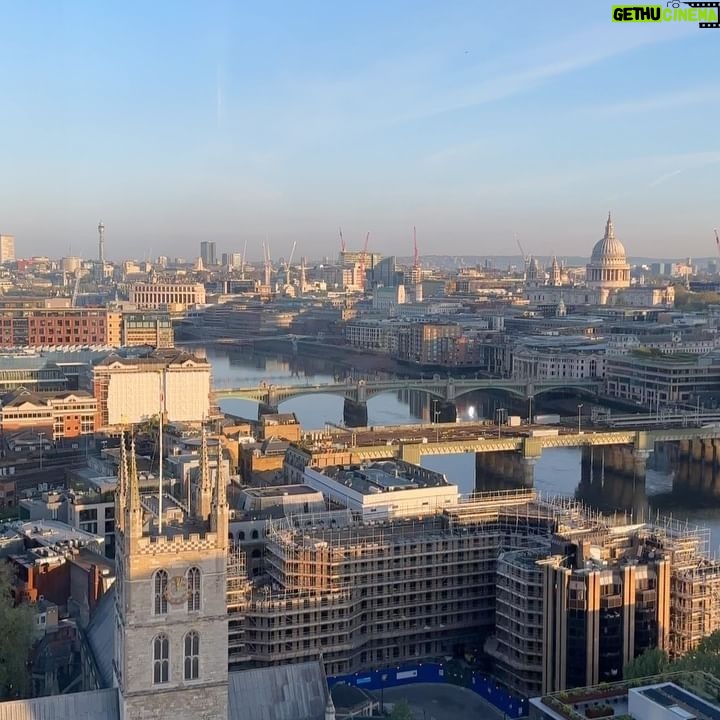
2, 2, 719, 259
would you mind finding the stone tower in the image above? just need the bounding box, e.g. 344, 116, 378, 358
114, 431, 229, 720
550, 256, 562, 287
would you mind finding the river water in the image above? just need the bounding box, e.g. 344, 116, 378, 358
201, 345, 720, 553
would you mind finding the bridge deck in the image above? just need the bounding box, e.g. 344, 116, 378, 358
318, 426, 720, 463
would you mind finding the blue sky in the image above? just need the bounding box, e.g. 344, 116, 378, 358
1, 1, 719, 261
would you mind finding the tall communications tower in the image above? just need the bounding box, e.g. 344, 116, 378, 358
98, 221, 105, 268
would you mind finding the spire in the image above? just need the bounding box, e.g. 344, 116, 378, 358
196, 425, 213, 521
117, 431, 127, 504
128, 434, 141, 515
210, 437, 229, 547
115, 431, 128, 533
605, 211, 615, 240
125, 430, 143, 544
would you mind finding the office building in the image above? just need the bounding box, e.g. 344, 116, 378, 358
0, 234, 15, 264
128, 281, 206, 311
200, 241, 217, 267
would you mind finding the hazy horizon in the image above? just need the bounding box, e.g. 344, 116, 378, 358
2, 2, 719, 261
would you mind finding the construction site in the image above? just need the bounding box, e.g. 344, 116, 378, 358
224, 487, 720, 694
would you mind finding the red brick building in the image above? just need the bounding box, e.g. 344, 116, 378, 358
0, 389, 97, 440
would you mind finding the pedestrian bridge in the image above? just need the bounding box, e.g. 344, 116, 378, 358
212, 376, 601, 407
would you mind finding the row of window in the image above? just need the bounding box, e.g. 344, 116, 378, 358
153, 631, 199, 684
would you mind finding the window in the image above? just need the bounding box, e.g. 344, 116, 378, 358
153, 634, 169, 684
184, 631, 199, 680
187, 567, 200, 612
154, 569, 168, 615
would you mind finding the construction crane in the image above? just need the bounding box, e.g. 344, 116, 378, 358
359, 232, 370, 291
413, 226, 420, 270
286, 240, 297, 286
262, 238, 272, 287
515, 233, 528, 268
339, 227, 346, 255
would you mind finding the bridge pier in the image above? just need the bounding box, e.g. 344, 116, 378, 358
632, 449, 650, 480
703, 439, 716, 464
436, 401, 457, 424
343, 398, 368, 428
258, 402, 279, 418
520, 457, 536, 487
691, 439, 704, 463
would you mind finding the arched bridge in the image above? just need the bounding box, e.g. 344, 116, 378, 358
212, 376, 601, 407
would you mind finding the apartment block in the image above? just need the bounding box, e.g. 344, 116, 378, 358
238, 491, 553, 677
0, 307, 120, 348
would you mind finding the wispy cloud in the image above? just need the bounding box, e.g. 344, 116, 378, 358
269, 20, 697, 148
391, 22, 697, 123
584, 88, 720, 118
648, 168, 684, 188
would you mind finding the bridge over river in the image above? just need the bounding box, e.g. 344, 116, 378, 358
213, 376, 601, 426
298, 423, 720, 487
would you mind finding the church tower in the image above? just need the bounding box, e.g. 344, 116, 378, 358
550, 256, 562, 287
114, 431, 229, 720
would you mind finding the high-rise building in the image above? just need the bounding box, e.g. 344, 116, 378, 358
0, 235, 16, 264
200, 241, 217, 267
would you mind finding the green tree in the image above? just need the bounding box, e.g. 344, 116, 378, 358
0, 561, 35, 699
623, 647, 669, 680
388, 698, 413, 720
626, 630, 720, 681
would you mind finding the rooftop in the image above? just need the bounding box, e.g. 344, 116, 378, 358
17, 519, 105, 550
532, 672, 720, 720
322, 460, 449, 495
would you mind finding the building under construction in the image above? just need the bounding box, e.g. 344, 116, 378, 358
227, 486, 720, 691
236, 490, 571, 676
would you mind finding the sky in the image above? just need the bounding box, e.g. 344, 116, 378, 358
1, 1, 719, 262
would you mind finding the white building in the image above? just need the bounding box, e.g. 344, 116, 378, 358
128, 281, 206, 311
302, 460, 458, 521
94, 351, 211, 428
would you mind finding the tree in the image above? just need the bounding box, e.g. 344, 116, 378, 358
0, 561, 35, 699
388, 698, 413, 720
626, 630, 720, 681
623, 647, 669, 680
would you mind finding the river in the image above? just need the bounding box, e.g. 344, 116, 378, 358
199, 345, 720, 553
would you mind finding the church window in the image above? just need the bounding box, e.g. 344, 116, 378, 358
154, 569, 168, 615
152, 634, 169, 684
184, 631, 199, 680
251, 529, 259, 539
187, 566, 201, 612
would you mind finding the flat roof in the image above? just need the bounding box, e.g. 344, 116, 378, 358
321, 460, 450, 495
19, 520, 104, 547
244, 485, 319, 498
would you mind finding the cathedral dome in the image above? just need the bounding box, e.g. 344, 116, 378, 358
590, 213, 627, 266
586, 212, 630, 292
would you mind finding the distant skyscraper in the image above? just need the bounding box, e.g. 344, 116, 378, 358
200, 241, 217, 266
0, 234, 16, 264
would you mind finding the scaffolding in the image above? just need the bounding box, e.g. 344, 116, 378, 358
235, 492, 720, 678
